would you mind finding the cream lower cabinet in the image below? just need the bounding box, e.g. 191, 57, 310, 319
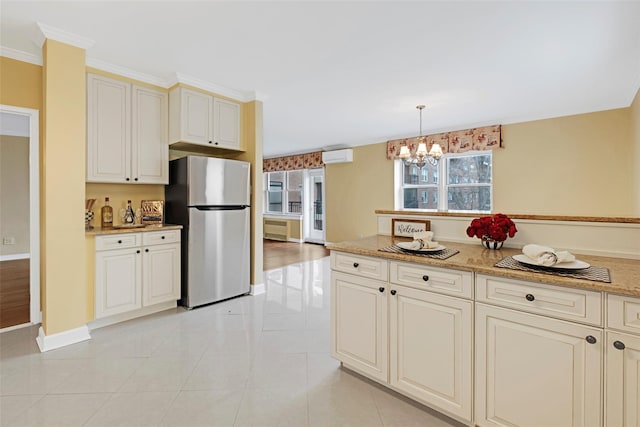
95, 231, 180, 321
331, 271, 388, 382
606, 294, 640, 427
475, 303, 603, 427
389, 284, 472, 421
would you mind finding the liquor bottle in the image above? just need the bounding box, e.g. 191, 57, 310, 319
123, 200, 136, 224
101, 197, 113, 228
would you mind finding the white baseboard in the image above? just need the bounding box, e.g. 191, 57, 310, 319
0, 322, 33, 333
250, 283, 265, 295
0, 253, 30, 261
88, 301, 178, 330
36, 325, 91, 352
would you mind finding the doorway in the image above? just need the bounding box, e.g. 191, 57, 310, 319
303, 168, 325, 243
0, 105, 40, 330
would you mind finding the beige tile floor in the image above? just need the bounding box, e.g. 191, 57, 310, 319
0, 257, 464, 427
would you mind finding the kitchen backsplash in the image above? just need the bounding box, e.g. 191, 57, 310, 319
85, 183, 165, 226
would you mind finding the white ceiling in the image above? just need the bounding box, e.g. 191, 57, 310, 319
1, 1, 639, 157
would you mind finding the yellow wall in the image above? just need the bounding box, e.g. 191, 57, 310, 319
326, 142, 394, 243
631, 88, 640, 215
0, 57, 42, 110
325, 107, 637, 242
41, 40, 87, 334
85, 184, 165, 226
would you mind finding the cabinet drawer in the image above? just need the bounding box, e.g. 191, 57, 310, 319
476, 274, 602, 326
390, 261, 473, 299
331, 251, 388, 281
142, 229, 180, 246
95, 233, 141, 251
607, 294, 640, 334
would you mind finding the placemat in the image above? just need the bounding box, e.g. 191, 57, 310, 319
379, 245, 460, 260
495, 256, 611, 283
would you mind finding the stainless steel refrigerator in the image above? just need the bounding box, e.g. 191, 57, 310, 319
165, 156, 251, 308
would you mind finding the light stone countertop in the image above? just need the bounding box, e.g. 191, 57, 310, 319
85, 224, 182, 236
328, 235, 640, 297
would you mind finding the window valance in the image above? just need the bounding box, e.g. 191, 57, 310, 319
386, 125, 501, 160
263, 151, 324, 172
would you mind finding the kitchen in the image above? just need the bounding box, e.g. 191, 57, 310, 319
1, 1, 640, 426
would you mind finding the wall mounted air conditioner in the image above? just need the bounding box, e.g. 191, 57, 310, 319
322, 149, 353, 164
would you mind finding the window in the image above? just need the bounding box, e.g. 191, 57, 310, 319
397, 151, 492, 212
264, 170, 304, 215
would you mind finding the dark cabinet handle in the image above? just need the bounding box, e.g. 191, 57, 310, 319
353, 262, 359, 268
161, 236, 165, 239
209, 141, 213, 144
422, 275, 429, 282
136, 250, 140, 254
613, 341, 626, 350
134, 178, 138, 182
145, 248, 149, 253
525, 294, 535, 302
585, 335, 597, 344
390, 290, 397, 296
118, 240, 122, 244
215, 142, 219, 145
126, 177, 130, 181
378, 287, 385, 293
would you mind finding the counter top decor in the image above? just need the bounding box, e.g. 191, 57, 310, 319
328, 235, 640, 297
466, 213, 517, 249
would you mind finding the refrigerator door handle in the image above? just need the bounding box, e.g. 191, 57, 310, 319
192, 205, 249, 211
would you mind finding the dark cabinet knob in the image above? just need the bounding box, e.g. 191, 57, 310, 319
353, 262, 359, 268
117, 240, 122, 244
208, 141, 213, 144
134, 178, 138, 182
378, 287, 385, 293
613, 341, 626, 350
136, 250, 140, 254
585, 335, 597, 344
422, 275, 429, 282
390, 290, 397, 296
125, 177, 130, 181
145, 248, 149, 253
215, 142, 219, 145
525, 294, 535, 302
161, 236, 165, 239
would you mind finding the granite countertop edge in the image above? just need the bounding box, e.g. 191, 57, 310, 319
328, 235, 640, 298
85, 224, 183, 236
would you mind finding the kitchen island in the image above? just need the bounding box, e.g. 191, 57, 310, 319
328, 235, 640, 427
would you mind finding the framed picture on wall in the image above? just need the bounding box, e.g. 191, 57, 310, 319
391, 218, 430, 238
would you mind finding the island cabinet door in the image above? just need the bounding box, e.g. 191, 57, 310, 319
605, 331, 640, 427
331, 271, 388, 383
389, 285, 473, 422
475, 303, 603, 427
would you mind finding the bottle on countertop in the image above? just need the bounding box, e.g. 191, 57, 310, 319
101, 197, 113, 228
123, 200, 136, 224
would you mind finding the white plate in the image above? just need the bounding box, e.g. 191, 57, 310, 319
512, 254, 590, 270
396, 242, 446, 253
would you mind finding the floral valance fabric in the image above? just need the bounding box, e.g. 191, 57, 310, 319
386, 125, 501, 160
263, 151, 324, 172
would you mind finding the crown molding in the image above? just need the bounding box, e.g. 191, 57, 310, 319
34, 22, 95, 50
86, 58, 168, 88
172, 72, 255, 102
0, 46, 42, 66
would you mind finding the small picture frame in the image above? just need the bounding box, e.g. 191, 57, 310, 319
141, 200, 164, 225
391, 218, 430, 238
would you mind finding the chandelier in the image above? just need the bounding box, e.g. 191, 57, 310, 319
399, 105, 443, 168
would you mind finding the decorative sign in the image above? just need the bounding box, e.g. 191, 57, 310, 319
391, 218, 430, 238
141, 200, 164, 225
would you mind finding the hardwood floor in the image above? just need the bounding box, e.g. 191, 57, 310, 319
0, 259, 30, 329
263, 239, 330, 271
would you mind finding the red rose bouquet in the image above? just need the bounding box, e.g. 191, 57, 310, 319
466, 213, 517, 242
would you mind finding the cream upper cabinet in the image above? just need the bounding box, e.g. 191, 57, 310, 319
475, 303, 603, 427
86, 73, 168, 184
389, 284, 472, 421
331, 270, 388, 382
169, 87, 242, 151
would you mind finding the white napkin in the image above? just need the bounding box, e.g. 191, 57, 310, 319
522, 244, 576, 266
405, 231, 439, 250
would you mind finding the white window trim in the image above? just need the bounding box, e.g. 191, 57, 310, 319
395, 150, 493, 213
264, 170, 305, 217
